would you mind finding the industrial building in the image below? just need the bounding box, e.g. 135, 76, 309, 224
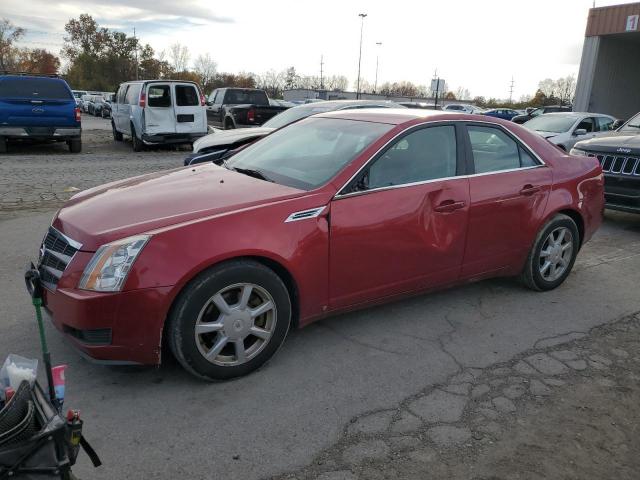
574, 2, 640, 119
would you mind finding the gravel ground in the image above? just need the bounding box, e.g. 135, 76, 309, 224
1, 116, 639, 479
0, 114, 186, 219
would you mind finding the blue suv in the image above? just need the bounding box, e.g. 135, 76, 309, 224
0, 74, 81, 153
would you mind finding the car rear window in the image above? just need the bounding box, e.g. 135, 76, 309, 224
224, 90, 269, 105
148, 85, 171, 107
176, 85, 199, 106
0, 77, 72, 100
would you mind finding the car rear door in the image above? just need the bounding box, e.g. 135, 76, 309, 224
329, 123, 470, 309
0, 77, 76, 129
144, 83, 176, 135
460, 123, 552, 279
207, 89, 224, 127
173, 83, 206, 134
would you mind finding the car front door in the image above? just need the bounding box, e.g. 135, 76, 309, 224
460, 123, 552, 279
329, 123, 470, 309
207, 89, 224, 128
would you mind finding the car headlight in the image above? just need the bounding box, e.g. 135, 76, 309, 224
78, 235, 150, 292
569, 148, 588, 156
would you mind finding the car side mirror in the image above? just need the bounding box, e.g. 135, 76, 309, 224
574, 128, 587, 136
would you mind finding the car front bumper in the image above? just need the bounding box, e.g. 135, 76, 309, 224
35, 281, 173, 365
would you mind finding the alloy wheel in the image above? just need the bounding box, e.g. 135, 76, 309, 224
194, 283, 277, 366
538, 226, 573, 282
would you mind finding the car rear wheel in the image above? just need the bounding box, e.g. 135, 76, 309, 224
168, 260, 291, 380
0, 137, 7, 153
67, 138, 82, 153
112, 121, 123, 141
131, 124, 144, 152
224, 118, 235, 130
521, 214, 579, 291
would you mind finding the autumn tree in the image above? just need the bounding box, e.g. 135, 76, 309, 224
167, 42, 190, 72
0, 18, 25, 70
18, 49, 60, 74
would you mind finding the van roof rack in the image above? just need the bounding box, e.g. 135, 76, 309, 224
0, 71, 60, 78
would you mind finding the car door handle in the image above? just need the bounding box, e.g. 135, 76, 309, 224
520, 184, 540, 196
434, 200, 466, 213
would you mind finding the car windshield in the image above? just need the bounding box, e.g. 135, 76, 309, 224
619, 112, 640, 132
226, 117, 393, 190
262, 105, 336, 129
530, 108, 544, 117
524, 115, 577, 133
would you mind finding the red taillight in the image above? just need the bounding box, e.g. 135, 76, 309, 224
247, 108, 255, 123
75, 107, 81, 122
139, 90, 146, 108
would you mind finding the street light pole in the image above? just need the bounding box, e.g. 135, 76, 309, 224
374, 41, 382, 94
356, 13, 367, 100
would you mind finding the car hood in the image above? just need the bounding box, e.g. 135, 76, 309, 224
193, 127, 274, 153
574, 132, 640, 155
53, 164, 306, 251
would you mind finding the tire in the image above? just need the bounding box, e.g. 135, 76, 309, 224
520, 214, 580, 291
167, 259, 292, 380
131, 124, 144, 152
224, 118, 235, 130
68, 138, 82, 153
0, 137, 7, 153
112, 121, 123, 141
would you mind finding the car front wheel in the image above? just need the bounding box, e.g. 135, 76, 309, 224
168, 260, 291, 380
521, 214, 579, 291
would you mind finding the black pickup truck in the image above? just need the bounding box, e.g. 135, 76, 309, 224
205, 88, 289, 129
571, 110, 640, 214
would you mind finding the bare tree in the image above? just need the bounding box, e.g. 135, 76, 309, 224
455, 87, 471, 101
167, 42, 190, 72
256, 69, 285, 98
537, 78, 556, 100
193, 53, 217, 90
556, 75, 576, 106
0, 18, 25, 70
325, 75, 348, 91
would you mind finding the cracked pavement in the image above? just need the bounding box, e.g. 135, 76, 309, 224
1, 124, 640, 479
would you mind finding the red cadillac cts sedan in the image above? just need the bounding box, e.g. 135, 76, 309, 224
34, 110, 604, 380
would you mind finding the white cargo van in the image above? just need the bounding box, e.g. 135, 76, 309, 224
111, 80, 207, 151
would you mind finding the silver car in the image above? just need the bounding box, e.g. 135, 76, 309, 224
523, 112, 617, 151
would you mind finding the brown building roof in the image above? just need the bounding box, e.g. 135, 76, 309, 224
585, 2, 640, 36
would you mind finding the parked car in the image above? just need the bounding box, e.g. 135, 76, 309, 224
79, 94, 92, 113
482, 108, 520, 120
72, 90, 87, 107
443, 104, 477, 114
512, 105, 571, 124
87, 95, 105, 116
0, 74, 81, 153
399, 102, 442, 110
205, 88, 290, 129
111, 80, 207, 151
101, 93, 115, 118
571, 110, 640, 213
32, 109, 604, 379
185, 100, 406, 165
523, 112, 618, 151
269, 99, 296, 108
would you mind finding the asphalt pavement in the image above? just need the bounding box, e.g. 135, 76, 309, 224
1, 118, 640, 479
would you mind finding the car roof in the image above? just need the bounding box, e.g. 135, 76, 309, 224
315, 108, 458, 125
542, 112, 610, 118
297, 99, 403, 109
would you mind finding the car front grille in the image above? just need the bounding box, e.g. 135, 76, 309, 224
38, 227, 82, 290
588, 152, 640, 176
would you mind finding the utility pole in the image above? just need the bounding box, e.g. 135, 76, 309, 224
433, 69, 440, 108
509, 76, 515, 104
133, 27, 139, 80
356, 13, 367, 100
320, 54, 324, 90
374, 42, 382, 94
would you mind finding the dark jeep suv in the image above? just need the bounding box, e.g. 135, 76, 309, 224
0, 74, 81, 153
571, 111, 640, 213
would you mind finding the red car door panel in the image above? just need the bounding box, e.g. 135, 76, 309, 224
329, 179, 470, 308
461, 124, 552, 278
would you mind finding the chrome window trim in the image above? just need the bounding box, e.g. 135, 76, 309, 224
284, 206, 327, 223
333, 119, 547, 200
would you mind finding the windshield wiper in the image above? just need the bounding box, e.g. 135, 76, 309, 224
626, 124, 640, 129
229, 166, 274, 182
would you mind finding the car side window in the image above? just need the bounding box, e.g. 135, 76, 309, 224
125, 84, 140, 105
209, 90, 218, 104
468, 125, 536, 173
576, 118, 594, 133
596, 117, 614, 132
363, 125, 457, 190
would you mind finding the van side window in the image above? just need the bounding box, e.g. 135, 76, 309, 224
148, 85, 171, 107
125, 84, 141, 105
116, 86, 126, 104
176, 85, 198, 106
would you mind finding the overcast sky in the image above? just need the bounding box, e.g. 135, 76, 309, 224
2, 0, 637, 98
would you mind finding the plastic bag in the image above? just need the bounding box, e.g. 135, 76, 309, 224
0, 355, 38, 394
